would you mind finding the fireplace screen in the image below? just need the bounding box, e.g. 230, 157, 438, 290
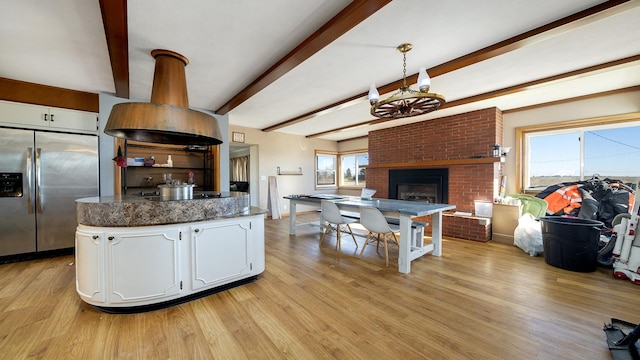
397, 183, 437, 202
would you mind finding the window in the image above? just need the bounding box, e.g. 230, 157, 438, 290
521, 117, 640, 190
315, 150, 369, 189
340, 152, 368, 187
527, 131, 580, 187
315, 151, 337, 188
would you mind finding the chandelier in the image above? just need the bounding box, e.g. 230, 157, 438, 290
368, 43, 445, 119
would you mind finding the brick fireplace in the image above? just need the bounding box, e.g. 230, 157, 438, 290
366, 107, 503, 241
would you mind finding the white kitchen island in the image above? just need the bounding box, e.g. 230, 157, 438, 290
75, 193, 266, 313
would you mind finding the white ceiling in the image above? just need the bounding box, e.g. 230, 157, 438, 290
1, 0, 639, 142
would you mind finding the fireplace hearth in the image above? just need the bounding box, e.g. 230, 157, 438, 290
389, 169, 448, 204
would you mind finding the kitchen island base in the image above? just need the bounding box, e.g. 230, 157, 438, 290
75, 193, 265, 312
93, 275, 259, 314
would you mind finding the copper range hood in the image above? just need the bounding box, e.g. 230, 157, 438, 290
104, 49, 223, 146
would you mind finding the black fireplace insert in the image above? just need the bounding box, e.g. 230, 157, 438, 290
388, 169, 448, 204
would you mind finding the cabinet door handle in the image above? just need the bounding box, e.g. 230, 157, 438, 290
50, 114, 54, 122
92, 235, 99, 240
194, 228, 200, 233
43, 113, 48, 121
108, 236, 114, 240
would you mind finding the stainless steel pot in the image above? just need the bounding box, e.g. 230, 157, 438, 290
158, 184, 194, 200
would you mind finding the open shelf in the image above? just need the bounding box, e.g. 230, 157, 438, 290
277, 167, 303, 175
120, 140, 214, 194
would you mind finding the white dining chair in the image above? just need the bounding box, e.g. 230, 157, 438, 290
319, 200, 358, 251
358, 206, 399, 267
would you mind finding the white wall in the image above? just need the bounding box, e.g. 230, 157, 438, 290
99, 92, 230, 196
502, 90, 640, 194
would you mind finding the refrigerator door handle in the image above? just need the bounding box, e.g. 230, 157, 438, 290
35, 147, 43, 213
26, 147, 34, 214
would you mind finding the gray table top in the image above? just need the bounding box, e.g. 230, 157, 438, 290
285, 195, 455, 216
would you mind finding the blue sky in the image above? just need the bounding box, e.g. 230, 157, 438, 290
529, 125, 640, 178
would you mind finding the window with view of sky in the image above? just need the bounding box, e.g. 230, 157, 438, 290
527, 124, 640, 189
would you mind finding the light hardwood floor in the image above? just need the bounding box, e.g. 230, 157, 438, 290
0, 213, 637, 359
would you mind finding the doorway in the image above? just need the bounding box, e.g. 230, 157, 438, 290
229, 144, 259, 206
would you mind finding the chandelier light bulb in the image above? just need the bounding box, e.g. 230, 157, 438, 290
368, 84, 379, 104
417, 67, 431, 92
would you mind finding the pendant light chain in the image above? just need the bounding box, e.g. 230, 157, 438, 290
402, 51, 407, 89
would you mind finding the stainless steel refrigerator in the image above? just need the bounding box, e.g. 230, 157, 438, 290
0, 127, 99, 256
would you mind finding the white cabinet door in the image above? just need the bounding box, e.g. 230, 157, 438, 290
0, 100, 97, 133
190, 218, 252, 291
0, 100, 49, 129
49, 107, 97, 133
75, 228, 105, 302
107, 227, 181, 303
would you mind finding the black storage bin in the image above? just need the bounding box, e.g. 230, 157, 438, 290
540, 216, 603, 272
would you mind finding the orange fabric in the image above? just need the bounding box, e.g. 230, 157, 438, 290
544, 185, 582, 214
563, 201, 582, 215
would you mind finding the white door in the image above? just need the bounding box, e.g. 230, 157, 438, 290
107, 227, 181, 303
75, 228, 105, 302
190, 218, 252, 291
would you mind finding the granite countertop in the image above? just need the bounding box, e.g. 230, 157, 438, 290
76, 192, 266, 227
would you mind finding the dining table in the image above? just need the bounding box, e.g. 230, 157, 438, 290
283, 195, 456, 274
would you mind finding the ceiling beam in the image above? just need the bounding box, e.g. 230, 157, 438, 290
441, 54, 640, 109
304, 54, 640, 138
214, 0, 392, 115
337, 135, 368, 143
502, 85, 640, 114
0, 77, 98, 112
266, 0, 631, 133
305, 119, 373, 139
99, 0, 129, 99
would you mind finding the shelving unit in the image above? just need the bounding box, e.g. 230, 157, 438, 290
277, 167, 303, 175
120, 140, 214, 195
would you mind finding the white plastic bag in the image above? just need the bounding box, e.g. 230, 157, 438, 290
513, 213, 543, 256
